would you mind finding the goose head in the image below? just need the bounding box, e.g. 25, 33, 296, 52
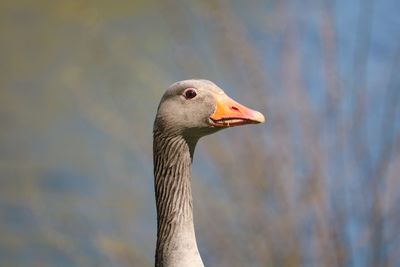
154, 79, 265, 139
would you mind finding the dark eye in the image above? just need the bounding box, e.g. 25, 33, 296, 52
183, 88, 197, 99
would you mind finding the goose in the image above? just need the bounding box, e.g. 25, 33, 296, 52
153, 79, 265, 267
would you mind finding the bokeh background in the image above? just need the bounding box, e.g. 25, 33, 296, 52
1, 0, 400, 266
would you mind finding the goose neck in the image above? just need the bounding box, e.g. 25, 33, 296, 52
153, 132, 203, 267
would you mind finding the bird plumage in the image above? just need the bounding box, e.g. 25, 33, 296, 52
153, 80, 264, 267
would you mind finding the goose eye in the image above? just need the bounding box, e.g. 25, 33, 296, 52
183, 88, 197, 99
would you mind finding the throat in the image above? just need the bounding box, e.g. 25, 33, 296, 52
153, 133, 203, 267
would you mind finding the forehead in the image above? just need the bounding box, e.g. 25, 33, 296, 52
166, 79, 225, 96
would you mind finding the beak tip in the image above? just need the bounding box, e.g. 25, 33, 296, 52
254, 111, 266, 124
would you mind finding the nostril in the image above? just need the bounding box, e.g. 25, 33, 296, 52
231, 106, 239, 112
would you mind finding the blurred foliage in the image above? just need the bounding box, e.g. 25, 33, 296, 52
1, 0, 400, 266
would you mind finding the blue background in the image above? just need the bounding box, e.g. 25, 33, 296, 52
1, 0, 399, 266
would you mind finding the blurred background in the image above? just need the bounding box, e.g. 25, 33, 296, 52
1, 0, 400, 266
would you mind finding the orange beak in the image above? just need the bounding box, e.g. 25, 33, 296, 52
209, 93, 265, 127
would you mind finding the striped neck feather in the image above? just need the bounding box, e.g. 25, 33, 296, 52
153, 131, 204, 267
